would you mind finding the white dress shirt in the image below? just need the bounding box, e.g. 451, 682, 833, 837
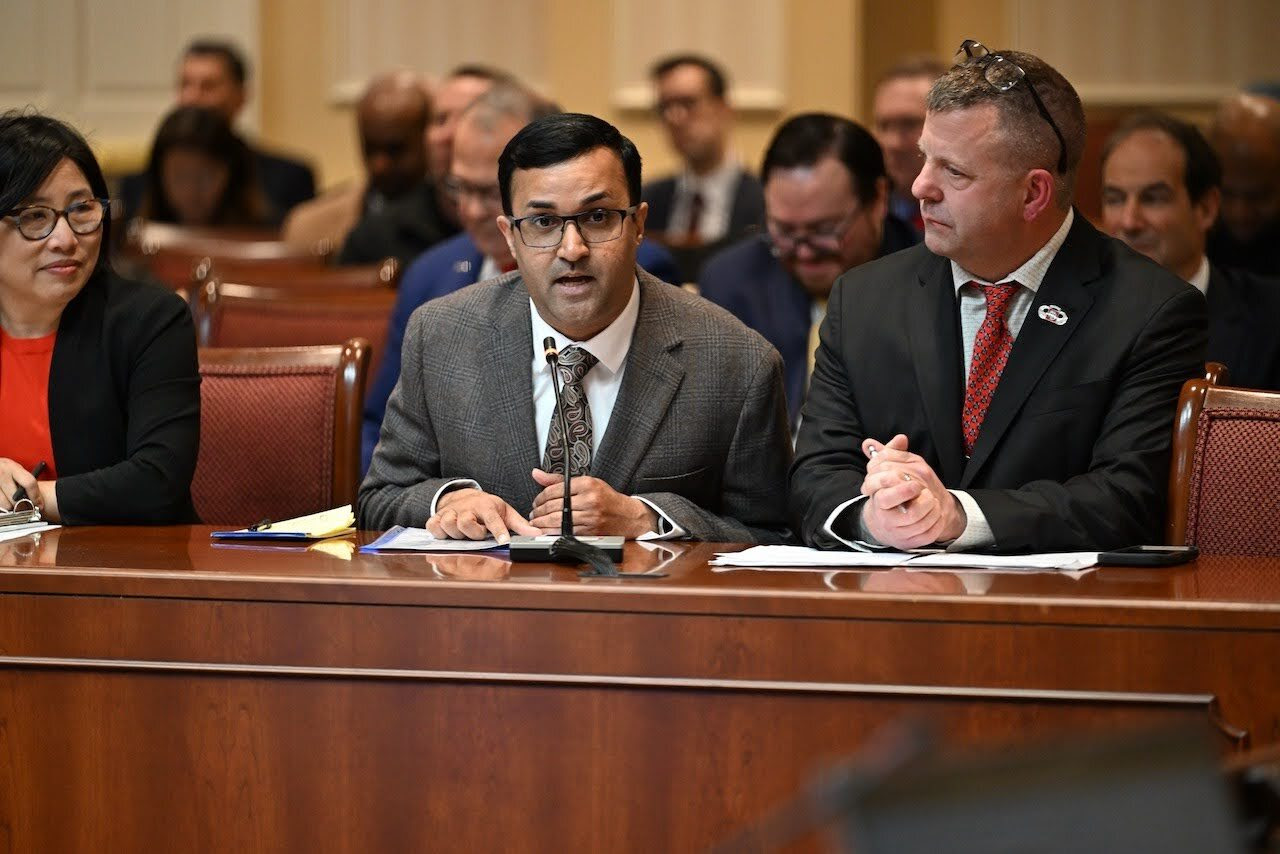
1187, 256, 1210, 295
824, 209, 1076, 551
667, 158, 743, 242
434, 278, 683, 538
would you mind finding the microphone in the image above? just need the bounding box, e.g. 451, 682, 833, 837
508, 337, 627, 575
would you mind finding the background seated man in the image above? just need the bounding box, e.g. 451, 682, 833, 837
642, 54, 765, 282
699, 113, 916, 423
120, 39, 315, 224
791, 44, 1206, 554
359, 113, 792, 544
361, 82, 681, 473
283, 71, 432, 254
872, 55, 947, 240
1101, 111, 1280, 391
1206, 92, 1280, 276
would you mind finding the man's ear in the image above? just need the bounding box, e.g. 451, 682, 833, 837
1023, 168, 1056, 222
632, 201, 648, 241
497, 214, 519, 256
1193, 186, 1221, 235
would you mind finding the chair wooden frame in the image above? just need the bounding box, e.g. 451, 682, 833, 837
196, 340, 369, 515
196, 256, 400, 290
1166, 365, 1280, 546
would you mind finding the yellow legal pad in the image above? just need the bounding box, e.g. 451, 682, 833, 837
210, 505, 356, 540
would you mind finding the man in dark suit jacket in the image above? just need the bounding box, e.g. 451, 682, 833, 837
1206, 92, 1280, 277
700, 113, 918, 421
642, 55, 766, 281
120, 39, 315, 223
1102, 111, 1280, 391
792, 47, 1206, 554
360, 113, 792, 543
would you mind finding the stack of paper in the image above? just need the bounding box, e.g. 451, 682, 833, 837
711, 546, 915, 568
713, 546, 1100, 573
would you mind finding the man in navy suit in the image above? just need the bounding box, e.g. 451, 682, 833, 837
1102, 111, 1280, 391
362, 83, 681, 471
120, 40, 315, 223
699, 114, 916, 422
792, 44, 1205, 554
642, 55, 766, 282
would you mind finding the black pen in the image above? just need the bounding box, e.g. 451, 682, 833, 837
11, 460, 47, 504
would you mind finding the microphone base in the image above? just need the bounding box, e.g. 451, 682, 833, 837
509, 535, 625, 563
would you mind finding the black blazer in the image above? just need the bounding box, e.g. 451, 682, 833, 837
791, 214, 1208, 552
49, 272, 201, 523
1207, 264, 1280, 392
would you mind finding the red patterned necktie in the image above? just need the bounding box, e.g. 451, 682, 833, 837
962, 282, 1020, 456
543, 345, 599, 476
685, 191, 704, 242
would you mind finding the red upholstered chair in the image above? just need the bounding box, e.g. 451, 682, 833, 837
1167, 381, 1280, 555
123, 221, 327, 291
192, 280, 397, 378
193, 341, 369, 526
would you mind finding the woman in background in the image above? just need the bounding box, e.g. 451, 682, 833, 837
0, 111, 201, 523
138, 105, 273, 227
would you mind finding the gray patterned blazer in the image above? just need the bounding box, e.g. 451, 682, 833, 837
358, 268, 793, 543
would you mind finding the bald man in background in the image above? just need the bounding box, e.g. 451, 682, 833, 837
284, 71, 433, 253
1206, 92, 1280, 276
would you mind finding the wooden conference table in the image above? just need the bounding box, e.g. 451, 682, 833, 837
1, 526, 1278, 852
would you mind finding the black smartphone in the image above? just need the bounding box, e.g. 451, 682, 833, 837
1097, 545, 1199, 566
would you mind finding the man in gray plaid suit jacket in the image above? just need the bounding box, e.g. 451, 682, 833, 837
359, 113, 792, 543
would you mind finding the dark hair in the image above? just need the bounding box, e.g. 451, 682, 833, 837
650, 54, 728, 100
1102, 112, 1222, 204
141, 105, 270, 226
0, 110, 113, 276
761, 113, 886, 204
928, 47, 1086, 207
184, 39, 248, 86
498, 113, 642, 215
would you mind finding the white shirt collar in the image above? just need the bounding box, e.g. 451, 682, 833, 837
676, 157, 741, 198
951, 208, 1075, 295
1187, 255, 1211, 295
529, 277, 641, 376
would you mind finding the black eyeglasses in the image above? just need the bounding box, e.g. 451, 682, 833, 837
955, 39, 1068, 175
508, 206, 639, 249
3, 198, 110, 241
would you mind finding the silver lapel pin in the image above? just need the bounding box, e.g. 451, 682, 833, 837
1037, 304, 1068, 326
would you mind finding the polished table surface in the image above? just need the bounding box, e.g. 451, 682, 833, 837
2, 527, 1279, 852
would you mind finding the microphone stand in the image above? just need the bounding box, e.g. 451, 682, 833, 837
509, 339, 663, 577
543, 339, 618, 577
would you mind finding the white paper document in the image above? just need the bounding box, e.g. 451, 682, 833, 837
359, 526, 505, 553
0, 523, 59, 543
712, 545, 1099, 573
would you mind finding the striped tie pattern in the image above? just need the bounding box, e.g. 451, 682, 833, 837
543, 345, 599, 477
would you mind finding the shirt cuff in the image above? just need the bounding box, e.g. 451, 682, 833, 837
431, 479, 481, 516
946, 490, 995, 552
821, 496, 885, 551
633, 496, 687, 541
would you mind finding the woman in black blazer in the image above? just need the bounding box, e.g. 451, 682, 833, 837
0, 112, 200, 523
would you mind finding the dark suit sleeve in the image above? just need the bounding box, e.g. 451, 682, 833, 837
55, 290, 201, 524
966, 286, 1207, 551
635, 346, 793, 543
358, 305, 457, 529
790, 279, 874, 548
